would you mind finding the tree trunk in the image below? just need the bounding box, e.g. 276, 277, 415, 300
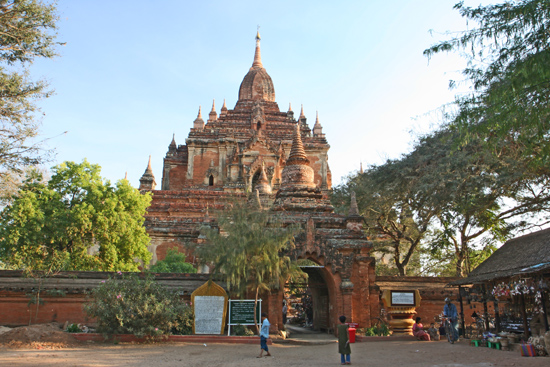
254, 286, 260, 335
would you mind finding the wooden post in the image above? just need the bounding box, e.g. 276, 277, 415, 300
540, 280, 549, 332
458, 286, 465, 337
493, 298, 501, 333
519, 293, 530, 339
482, 284, 490, 331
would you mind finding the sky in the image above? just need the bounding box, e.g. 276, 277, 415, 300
31, 0, 493, 188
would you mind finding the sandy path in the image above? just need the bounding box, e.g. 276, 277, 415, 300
0, 339, 546, 367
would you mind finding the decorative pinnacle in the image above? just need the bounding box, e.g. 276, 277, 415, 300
287, 123, 310, 166
211, 99, 216, 112
349, 191, 359, 216
252, 30, 263, 69
197, 106, 202, 118
288, 103, 292, 112
299, 104, 305, 119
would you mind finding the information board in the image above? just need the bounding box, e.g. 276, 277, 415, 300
390, 291, 415, 306
229, 300, 261, 324
194, 296, 226, 334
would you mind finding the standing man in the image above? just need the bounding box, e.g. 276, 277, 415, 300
257, 312, 272, 358
443, 297, 459, 341
282, 301, 288, 325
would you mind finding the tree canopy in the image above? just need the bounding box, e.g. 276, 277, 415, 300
192, 201, 304, 330
0, 160, 152, 271
0, 0, 61, 194
149, 248, 197, 274
424, 0, 550, 172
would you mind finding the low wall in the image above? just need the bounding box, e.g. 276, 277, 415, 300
0, 270, 211, 327
0, 271, 493, 331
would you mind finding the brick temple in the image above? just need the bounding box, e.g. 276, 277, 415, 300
139, 32, 378, 332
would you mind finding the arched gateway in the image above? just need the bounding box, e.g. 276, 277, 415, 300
140, 32, 379, 332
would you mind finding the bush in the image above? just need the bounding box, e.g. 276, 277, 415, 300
149, 248, 197, 274
66, 323, 82, 333
84, 273, 193, 337
230, 324, 254, 336
362, 323, 391, 336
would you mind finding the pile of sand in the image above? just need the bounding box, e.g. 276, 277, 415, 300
0, 322, 79, 349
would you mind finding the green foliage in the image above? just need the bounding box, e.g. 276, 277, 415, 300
361, 322, 391, 336
194, 201, 303, 299
0, 1, 62, 195
66, 323, 82, 333
0, 160, 152, 271
192, 200, 305, 331
230, 324, 254, 336
150, 248, 197, 274
84, 273, 193, 337
424, 0, 550, 175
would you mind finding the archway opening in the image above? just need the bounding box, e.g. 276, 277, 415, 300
286, 261, 332, 332
209, 175, 214, 186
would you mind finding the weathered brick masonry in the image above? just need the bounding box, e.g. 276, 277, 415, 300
139, 32, 376, 333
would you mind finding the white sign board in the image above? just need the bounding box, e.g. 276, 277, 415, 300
194, 296, 226, 334
391, 291, 415, 306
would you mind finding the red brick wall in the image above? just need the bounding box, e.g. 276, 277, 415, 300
0, 292, 90, 326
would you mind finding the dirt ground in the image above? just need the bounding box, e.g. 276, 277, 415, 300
0, 324, 547, 367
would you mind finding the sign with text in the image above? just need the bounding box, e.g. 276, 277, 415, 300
194, 296, 226, 334
191, 281, 228, 335
390, 291, 416, 306
228, 300, 261, 325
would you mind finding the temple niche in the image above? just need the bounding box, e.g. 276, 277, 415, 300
140, 32, 377, 332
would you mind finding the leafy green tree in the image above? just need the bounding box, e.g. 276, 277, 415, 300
0, 160, 152, 271
192, 201, 303, 331
0, 1, 62, 192
424, 0, 550, 173
332, 158, 439, 276
404, 128, 550, 276
150, 248, 197, 274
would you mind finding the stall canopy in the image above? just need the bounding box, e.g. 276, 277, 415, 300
450, 228, 550, 286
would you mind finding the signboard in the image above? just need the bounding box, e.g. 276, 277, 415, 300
227, 299, 261, 335
191, 281, 228, 335
390, 291, 416, 306
194, 296, 226, 334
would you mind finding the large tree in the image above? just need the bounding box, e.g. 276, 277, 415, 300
193, 201, 303, 330
0, 0, 61, 194
332, 159, 439, 276
0, 160, 152, 271
424, 0, 550, 172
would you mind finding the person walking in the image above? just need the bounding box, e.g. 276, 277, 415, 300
282, 301, 288, 325
257, 312, 272, 358
337, 315, 351, 365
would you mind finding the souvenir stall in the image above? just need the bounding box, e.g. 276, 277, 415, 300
450, 228, 550, 356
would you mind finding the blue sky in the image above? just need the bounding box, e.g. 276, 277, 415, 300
32, 1, 491, 187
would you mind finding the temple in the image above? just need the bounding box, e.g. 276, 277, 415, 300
140, 32, 377, 331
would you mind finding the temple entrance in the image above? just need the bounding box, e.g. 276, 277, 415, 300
286, 265, 331, 333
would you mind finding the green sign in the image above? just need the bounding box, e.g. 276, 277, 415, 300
228, 300, 261, 325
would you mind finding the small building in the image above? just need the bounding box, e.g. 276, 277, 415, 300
450, 228, 550, 337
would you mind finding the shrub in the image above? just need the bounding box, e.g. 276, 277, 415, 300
84, 273, 193, 337
230, 324, 254, 336
149, 248, 197, 274
362, 323, 391, 336
66, 323, 82, 333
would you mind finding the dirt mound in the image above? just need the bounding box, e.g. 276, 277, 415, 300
0, 323, 80, 349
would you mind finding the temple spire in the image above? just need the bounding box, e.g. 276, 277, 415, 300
252, 30, 263, 69
349, 191, 359, 216
287, 123, 310, 166
139, 155, 156, 190
299, 104, 305, 119
193, 106, 205, 129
